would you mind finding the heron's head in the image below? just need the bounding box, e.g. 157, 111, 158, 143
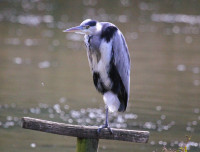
63, 19, 102, 35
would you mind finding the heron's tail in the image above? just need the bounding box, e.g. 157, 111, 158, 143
103, 91, 120, 112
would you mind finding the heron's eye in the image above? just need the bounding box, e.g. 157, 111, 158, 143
85, 25, 90, 29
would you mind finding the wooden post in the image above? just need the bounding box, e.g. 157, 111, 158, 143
21, 117, 149, 151
76, 138, 99, 152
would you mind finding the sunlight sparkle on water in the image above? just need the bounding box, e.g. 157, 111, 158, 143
192, 67, 200, 74
38, 61, 50, 68
151, 14, 200, 25
13, 57, 22, 65
193, 80, 200, 86
30, 143, 36, 148
177, 64, 186, 72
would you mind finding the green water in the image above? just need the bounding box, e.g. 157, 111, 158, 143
0, 0, 200, 152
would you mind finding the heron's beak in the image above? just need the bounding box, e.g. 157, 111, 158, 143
63, 26, 83, 33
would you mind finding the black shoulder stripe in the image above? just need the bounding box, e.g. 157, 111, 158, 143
101, 26, 118, 42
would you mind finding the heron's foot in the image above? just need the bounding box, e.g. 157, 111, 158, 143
97, 124, 113, 134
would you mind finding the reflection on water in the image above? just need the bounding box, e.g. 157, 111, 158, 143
0, 0, 200, 152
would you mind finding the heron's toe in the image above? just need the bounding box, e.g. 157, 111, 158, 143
107, 127, 113, 134
97, 124, 113, 134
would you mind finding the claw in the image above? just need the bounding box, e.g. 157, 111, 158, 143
107, 127, 113, 134
97, 124, 113, 134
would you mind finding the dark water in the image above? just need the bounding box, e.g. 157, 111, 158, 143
0, 0, 200, 152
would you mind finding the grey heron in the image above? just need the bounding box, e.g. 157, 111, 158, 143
63, 19, 130, 133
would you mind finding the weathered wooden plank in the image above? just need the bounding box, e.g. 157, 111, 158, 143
76, 138, 99, 152
21, 117, 149, 143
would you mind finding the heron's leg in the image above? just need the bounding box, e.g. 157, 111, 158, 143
97, 107, 113, 134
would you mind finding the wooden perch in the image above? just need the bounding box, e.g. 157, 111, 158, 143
22, 117, 149, 143
22, 117, 149, 152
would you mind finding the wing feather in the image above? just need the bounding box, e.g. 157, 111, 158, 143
112, 30, 131, 100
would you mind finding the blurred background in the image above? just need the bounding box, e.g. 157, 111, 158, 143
0, 0, 200, 151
